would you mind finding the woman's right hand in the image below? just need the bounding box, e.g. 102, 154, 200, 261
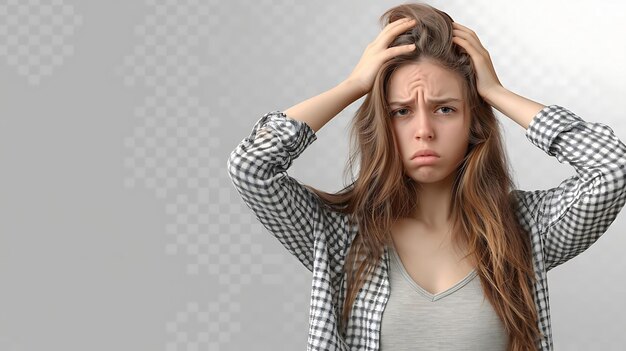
346, 17, 417, 96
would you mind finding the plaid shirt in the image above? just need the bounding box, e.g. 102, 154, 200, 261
227, 105, 626, 350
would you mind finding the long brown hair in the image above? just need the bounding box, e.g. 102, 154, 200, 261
303, 2, 543, 350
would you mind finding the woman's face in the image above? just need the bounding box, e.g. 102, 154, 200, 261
386, 59, 470, 184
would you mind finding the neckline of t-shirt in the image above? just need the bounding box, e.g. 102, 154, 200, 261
388, 243, 478, 302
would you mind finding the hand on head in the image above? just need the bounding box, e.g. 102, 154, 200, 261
346, 17, 418, 96
451, 22, 504, 101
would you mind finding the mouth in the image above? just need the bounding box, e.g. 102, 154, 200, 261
411, 155, 440, 165
411, 151, 440, 159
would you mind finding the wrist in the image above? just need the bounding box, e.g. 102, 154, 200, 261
482, 85, 509, 107
340, 78, 368, 99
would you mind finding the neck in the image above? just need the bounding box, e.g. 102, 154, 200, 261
411, 171, 456, 230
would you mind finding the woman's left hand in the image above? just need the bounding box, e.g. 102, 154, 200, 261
452, 22, 503, 102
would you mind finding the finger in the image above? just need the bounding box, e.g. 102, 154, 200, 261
452, 22, 475, 35
452, 28, 487, 54
375, 19, 415, 48
452, 24, 478, 40
452, 36, 484, 63
388, 17, 415, 28
383, 43, 416, 60
378, 18, 416, 41
452, 29, 480, 48
452, 22, 482, 46
452, 30, 480, 53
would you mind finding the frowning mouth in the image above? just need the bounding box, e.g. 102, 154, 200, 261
411, 149, 440, 159
411, 155, 439, 165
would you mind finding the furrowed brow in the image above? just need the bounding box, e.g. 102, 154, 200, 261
388, 97, 462, 107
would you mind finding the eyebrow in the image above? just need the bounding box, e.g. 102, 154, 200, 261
388, 97, 462, 107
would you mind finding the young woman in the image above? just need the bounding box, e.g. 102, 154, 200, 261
227, 2, 626, 351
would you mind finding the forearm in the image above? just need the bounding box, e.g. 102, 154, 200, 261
484, 86, 546, 130
283, 79, 365, 133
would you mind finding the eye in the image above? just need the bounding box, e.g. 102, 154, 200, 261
390, 106, 457, 118
437, 106, 456, 114
390, 108, 411, 117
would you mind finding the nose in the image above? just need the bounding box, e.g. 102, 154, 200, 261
412, 108, 434, 140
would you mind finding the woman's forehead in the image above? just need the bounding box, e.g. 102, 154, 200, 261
387, 62, 464, 101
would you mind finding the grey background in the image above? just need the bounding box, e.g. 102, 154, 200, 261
0, 0, 624, 350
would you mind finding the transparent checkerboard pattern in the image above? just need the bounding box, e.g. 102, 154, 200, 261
0, 0, 82, 85
116, 0, 320, 349
164, 299, 237, 351
162, 286, 310, 351
118, 0, 212, 271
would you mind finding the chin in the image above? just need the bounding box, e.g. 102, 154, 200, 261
406, 169, 455, 184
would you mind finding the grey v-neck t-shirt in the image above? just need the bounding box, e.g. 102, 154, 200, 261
380, 244, 509, 350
